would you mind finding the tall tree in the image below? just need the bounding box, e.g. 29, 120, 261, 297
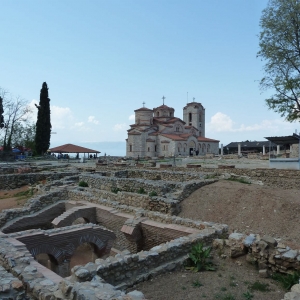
0, 96, 4, 129
1, 94, 31, 151
35, 82, 51, 155
258, 0, 300, 121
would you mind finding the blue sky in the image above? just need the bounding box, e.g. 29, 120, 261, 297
1, 0, 299, 155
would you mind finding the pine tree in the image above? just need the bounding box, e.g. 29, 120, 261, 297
35, 82, 51, 155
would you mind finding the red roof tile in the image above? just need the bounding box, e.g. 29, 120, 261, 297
49, 143, 100, 153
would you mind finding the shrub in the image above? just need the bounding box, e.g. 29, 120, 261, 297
149, 191, 158, 197
111, 187, 121, 194
226, 177, 251, 184
137, 187, 146, 194
272, 271, 300, 290
248, 281, 270, 292
78, 181, 89, 187
185, 242, 215, 272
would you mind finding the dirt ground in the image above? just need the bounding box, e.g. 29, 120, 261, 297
0, 185, 33, 210
131, 179, 299, 300
179, 180, 300, 248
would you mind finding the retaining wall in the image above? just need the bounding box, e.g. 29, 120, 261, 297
0, 171, 78, 190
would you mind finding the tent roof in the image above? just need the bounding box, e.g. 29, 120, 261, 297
49, 143, 101, 153
264, 134, 300, 145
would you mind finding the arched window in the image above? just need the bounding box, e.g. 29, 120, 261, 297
189, 113, 192, 122
148, 147, 150, 152
129, 145, 132, 152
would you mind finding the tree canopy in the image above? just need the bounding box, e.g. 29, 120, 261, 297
35, 82, 51, 155
258, 0, 300, 121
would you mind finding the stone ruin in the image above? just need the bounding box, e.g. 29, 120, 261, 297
0, 162, 299, 299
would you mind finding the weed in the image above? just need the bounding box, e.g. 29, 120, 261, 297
185, 242, 215, 272
111, 187, 121, 194
226, 177, 251, 184
248, 281, 270, 292
214, 294, 235, 300
192, 279, 203, 287
272, 271, 300, 290
78, 181, 88, 187
137, 187, 146, 194
149, 191, 158, 197
242, 291, 254, 300
229, 275, 236, 280
229, 281, 237, 287
204, 174, 217, 179
181, 286, 186, 290
220, 287, 227, 291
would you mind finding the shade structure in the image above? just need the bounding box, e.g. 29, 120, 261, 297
49, 143, 100, 154
264, 133, 300, 145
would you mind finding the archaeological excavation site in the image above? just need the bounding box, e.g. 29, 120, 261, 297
1, 159, 300, 300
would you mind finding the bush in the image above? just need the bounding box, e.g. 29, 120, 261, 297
111, 187, 121, 194
149, 191, 158, 197
272, 271, 300, 290
137, 187, 146, 194
78, 181, 88, 187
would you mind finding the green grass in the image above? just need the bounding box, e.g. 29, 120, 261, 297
137, 187, 146, 194
248, 281, 270, 292
14, 189, 33, 197
192, 279, 203, 287
226, 177, 251, 184
272, 271, 300, 290
78, 181, 89, 187
149, 191, 158, 197
111, 187, 121, 194
242, 291, 254, 300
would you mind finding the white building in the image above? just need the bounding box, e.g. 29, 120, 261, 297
126, 100, 219, 158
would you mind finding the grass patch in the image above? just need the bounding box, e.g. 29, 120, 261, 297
226, 177, 251, 184
248, 281, 270, 292
204, 174, 217, 179
272, 271, 300, 290
242, 291, 254, 300
137, 187, 146, 194
192, 279, 203, 287
14, 188, 34, 198
111, 187, 122, 194
149, 191, 158, 197
78, 181, 89, 187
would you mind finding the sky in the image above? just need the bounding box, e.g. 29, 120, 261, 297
1, 0, 299, 156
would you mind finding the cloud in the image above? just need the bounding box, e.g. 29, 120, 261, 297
88, 116, 99, 125
207, 112, 295, 133
51, 105, 74, 129
113, 123, 127, 131
74, 122, 84, 127
207, 112, 235, 132
129, 114, 135, 121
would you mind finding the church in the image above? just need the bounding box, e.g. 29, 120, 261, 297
126, 98, 219, 158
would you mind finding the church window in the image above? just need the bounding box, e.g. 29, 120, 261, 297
148, 147, 150, 152
163, 110, 167, 116
129, 145, 132, 152
157, 112, 159, 117
163, 145, 165, 151
189, 113, 192, 122
155, 145, 157, 152
169, 112, 172, 117
176, 126, 179, 132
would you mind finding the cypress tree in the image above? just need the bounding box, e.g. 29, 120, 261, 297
35, 82, 51, 155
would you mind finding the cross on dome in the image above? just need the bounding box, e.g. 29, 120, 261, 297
142, 101, 145, 107
162, 96, 166, 105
